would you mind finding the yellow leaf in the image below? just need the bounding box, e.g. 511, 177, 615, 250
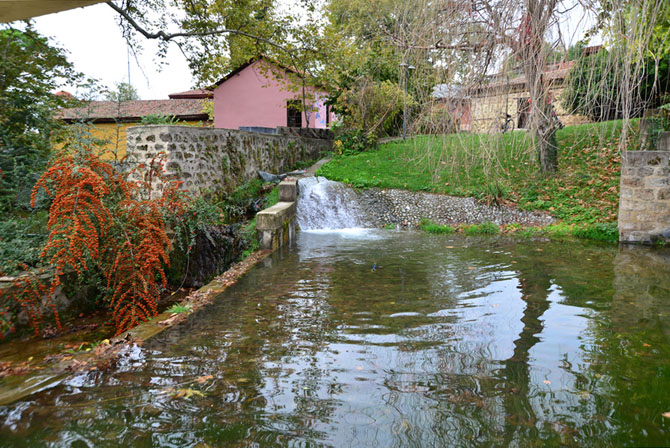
196, 375, 214, 384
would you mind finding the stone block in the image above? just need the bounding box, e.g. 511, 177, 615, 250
622, 176, 642, 187
645, 177, 670, 188
278, 179, 298, 202
638, 167, 655, 176
635, 188, 657, 200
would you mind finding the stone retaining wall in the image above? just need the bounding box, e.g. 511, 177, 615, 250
619, 151, 670, 243
125, 126, 331, 195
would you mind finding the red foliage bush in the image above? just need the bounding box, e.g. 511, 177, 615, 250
1, 147, 188, 336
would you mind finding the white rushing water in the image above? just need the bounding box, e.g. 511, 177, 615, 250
296, 177, 371, 231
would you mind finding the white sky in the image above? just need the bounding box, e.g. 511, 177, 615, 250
33, 3, 194, 100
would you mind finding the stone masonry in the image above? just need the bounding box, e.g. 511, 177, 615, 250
125, 125, 331, 195
619, 151, 670, 243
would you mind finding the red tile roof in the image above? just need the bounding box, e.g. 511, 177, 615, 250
168, 89, 213, 99
56, 99, 209, 123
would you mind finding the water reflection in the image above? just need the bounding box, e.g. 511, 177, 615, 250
0, 233, 669, 447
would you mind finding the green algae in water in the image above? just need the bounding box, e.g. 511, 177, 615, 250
1, 231, 670, 447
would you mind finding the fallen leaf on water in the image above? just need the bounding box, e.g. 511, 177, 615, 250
543, 380, 551, 385
467, 266, 475, 270
196, 375, 214, 384
355, 366, 364, 371
643, 343, 651, 347
173, 388, 204, 399
445, 246, 455, 249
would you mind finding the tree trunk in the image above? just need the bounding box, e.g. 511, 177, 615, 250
521, 0, 559, 174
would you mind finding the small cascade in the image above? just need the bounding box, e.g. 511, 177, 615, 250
296, 177, 371, 230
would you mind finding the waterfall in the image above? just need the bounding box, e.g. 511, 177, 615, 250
296, 177, 371, 230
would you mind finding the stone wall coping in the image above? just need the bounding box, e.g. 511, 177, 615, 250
125, 125, 329, 143
621, 150, 670, 166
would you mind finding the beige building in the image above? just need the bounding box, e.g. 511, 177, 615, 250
434, 61, 592, 134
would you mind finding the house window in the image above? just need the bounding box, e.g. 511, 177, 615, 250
326, 105, 331, 127
517, 97, 530, 129
287, 100, 302, 128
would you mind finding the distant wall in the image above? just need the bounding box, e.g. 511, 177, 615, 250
619, 151, 670, 243
125, 125, 331, 195
469, 86, 591, 133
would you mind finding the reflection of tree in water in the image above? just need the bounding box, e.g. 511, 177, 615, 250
498, 268, 552, 445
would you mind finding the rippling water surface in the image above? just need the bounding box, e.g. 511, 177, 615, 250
1, 231, 670, 447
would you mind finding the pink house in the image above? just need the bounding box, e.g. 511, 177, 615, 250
213, 58, 332, 130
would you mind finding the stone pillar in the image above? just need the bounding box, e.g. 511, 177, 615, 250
618, 151, 670, 243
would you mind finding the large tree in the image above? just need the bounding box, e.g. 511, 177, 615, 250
0, 25, 80, 211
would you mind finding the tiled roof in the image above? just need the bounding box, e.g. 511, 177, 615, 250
168, 89, 213, 99
470, 61, 575, 94
56, 99, 209, 123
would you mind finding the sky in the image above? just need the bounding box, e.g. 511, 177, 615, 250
33, 3, 195, 100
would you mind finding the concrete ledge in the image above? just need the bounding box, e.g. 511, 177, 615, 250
256, 202, 296, 230
256, 178, 298, 250
278, 179, 298, 202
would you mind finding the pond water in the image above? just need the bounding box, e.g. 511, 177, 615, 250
1, 230, 669, 447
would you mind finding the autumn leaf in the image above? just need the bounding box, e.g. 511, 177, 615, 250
173, 388, 204, 399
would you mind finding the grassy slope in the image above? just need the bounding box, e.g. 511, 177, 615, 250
318, 120, 639, 225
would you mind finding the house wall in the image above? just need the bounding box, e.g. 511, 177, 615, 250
125, 125, 332, 196
469, 86, 591, 133
214, 60, 332, 130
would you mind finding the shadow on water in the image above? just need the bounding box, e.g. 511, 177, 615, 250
0, 231, 669, 447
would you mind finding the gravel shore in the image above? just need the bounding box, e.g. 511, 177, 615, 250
357, 188, 555, 228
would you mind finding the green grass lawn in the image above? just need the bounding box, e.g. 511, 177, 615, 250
318, 120, 639, 225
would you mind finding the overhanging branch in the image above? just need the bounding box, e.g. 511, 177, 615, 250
106, 1, 294, 56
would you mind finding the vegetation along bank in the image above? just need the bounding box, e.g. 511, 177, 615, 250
318, 120, 635, 242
